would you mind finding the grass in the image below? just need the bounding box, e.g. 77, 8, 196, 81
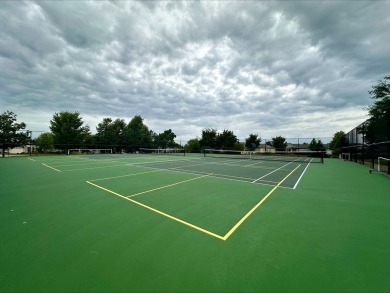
0, 155, 389, 292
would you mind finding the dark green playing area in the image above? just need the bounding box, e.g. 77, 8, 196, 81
1, 154, 389, 292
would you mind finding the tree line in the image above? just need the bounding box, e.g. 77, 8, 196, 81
37, 113, 180, 154
0, 110, 326, 156
1, 75, 389, 157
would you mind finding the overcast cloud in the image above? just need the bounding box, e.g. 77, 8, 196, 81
1, 1, 389, 142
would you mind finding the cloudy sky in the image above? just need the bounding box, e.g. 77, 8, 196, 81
1, 1, 389, 142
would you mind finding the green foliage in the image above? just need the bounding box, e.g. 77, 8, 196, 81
154, 129, 177, 148
364, 76, 390, 144
367, 76, 390, 118
199, 128, 238, 150
95, 118, 126, 148
245, 134, 261, 150
185, 138, 201, 153
199, 128, 217, 149
123, 115, 153, 150
234, 142, 245, 151
329, 131, 348, 155
309, 138, 325, 151
216, 129, 238, 149
36, 132, 54, 153
365, 116, 388, 144
50, 111, 90, 150
0, 111, 29, 157
271, 136, 287, 151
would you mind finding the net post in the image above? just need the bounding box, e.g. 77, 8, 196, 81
378, 157, 380, 172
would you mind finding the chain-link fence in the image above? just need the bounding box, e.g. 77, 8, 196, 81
342, 109, 390, 174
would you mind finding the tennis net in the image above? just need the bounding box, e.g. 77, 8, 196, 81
203, 149, 324, 163
139, 148, 186, 156
67, 148, 112, 155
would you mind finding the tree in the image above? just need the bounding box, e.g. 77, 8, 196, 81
367, 76, 390, 118
123, 115, 152, 150
199, 128, 217, 150
154, 129, 177, 148
95, 118, 126, 150
317, 139, 325, 151
365, 117, 388, 144
271, 136, 287, 151
234, 142, 245, 151
0, 111, 29, 157
245, 134, 261, 150
36, 132, 54, 153
329, 131, 348, 156
309, 138, 318, 151
364, 76, 390, 145
185, 138, 201, 153
216, 129, 238, 149
50, 111, 90, 152
309, 138, 325, 151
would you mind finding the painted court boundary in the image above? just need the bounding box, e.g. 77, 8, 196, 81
36, 158, 305, 189
86, 164, 301, 241
130, 159, 300, 188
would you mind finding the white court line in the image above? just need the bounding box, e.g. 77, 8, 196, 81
244, 160, 264, 167
42, 163, 61, 172
126, 174, 209, 198
62, 163, 132, 172
293, 159, 312, 189
130, 162, 295, 189
128, 158, 199, 165
252, 161, 295, 183
52, 160, 121, 167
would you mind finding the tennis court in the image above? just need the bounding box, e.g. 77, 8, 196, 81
1, 153, 389, 292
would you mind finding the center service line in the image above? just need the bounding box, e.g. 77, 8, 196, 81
252, 161, 294, 183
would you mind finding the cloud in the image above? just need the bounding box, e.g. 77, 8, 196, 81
0, 1, 388, 142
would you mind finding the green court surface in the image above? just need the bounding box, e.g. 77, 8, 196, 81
1, 154, 389, 292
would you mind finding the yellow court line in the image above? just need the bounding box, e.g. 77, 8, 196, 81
222, 164, 301, 240
42, 163, 61, 172
85, 164, 301, 241
86, 180, 224, 240
127, 174, 209, 198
